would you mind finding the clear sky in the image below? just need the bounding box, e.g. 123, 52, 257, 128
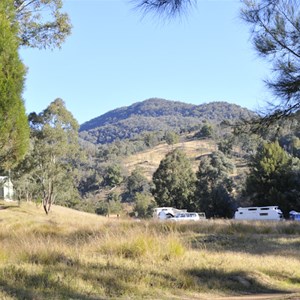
20, 0, 272, 125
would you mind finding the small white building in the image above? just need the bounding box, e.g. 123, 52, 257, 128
0, 176, 14, 201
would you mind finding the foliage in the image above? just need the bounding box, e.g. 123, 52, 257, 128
152, 149, 196, 210
25, 99, 80, 214
14, 0, 71, 49
195, 151, 235, 218
133, 0, 195, 17
241, 0, 300, 120
0, 0, 29, 171
217, 134, 235, 156
103, 164, 124, 188
143, 131, 161, 147
95, 192, 122, 216
125, 168, 151, 202
198, 124, 213, 138
234, 131, 262, 156
245, 141, 300, 216
78, 169, 103, 197
132, 192, 156, 218
164, 131, 180, 145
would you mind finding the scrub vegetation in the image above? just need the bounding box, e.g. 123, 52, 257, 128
0, 201, 300, 299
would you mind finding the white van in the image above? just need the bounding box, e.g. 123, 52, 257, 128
234, 206, 283, 221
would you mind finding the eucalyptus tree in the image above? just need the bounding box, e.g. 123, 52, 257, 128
0, 0, 29, 171
28, 99, 80, 214
14, 0, 71, 49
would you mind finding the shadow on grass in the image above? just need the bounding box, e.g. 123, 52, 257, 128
0, 258, 151, 300
0, 265, 106, 300
0, 258, 292, 300
186, 267, 287, 295
0, 204, 17, 210
190, 233, 300, 259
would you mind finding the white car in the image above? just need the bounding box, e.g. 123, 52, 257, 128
170, 212, 205, 222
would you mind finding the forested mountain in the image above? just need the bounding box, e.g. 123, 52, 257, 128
79, 98, 255, 144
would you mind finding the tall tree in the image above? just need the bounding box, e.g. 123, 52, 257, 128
241, 0, 300, 120
14, 0, 71, 49
245, 141, 300, 216
0, 0, 29, 171
133, 192, 156, 218
126, 168, 151, 202
195, 152, 235, 218
28, 98, 80, 214
152, 149, 196, 210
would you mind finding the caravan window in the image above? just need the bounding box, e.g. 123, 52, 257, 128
259, 213, 268, 216
248, 208, 257, 211
261, 208, 270, 210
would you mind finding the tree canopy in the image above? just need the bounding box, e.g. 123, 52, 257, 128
152, 149, 196, 210
245, 141, 300, 216
14, 0, 71, 49
195, 151, 235, 218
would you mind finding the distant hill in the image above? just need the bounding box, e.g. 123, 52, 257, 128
79, 98, 255, 144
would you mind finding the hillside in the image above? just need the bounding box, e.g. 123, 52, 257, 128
79, 98, 255, 144
123, 138, 218, 180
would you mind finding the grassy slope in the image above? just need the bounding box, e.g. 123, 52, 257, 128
1, 201, 300, 299
123, 138, 217, 180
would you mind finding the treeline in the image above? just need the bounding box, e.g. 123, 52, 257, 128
75, 112, 300, 219
5, 98, 300, 219
79, 98, 255, 144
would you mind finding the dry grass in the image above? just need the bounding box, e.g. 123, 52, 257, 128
123, 139, 216, 179
0, 201, 300, 299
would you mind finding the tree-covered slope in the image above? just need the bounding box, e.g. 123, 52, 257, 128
79, 98, 255, 144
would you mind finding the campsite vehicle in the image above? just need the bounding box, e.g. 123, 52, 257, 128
153, 207, 187, 220
234, 206, 283, 221
169, 212, 206, 222
289, 211, 300, 221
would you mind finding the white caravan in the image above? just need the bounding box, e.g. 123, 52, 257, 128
234, 206, 283, 221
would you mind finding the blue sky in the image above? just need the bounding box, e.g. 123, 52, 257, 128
20, 0, 271, 125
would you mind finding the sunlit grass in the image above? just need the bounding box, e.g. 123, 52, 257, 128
0, 201, 300, 299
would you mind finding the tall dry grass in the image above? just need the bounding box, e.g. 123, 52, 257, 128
0, 201, 300, 299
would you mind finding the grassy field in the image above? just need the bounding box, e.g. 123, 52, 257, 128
1, 201, 300, 299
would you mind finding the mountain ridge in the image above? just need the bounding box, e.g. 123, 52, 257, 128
79, 98, 255, 145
